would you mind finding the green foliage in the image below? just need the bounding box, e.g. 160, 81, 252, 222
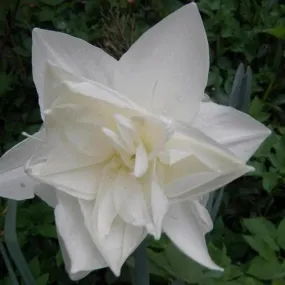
0, 0, 285, 284
147, 234, 285, 285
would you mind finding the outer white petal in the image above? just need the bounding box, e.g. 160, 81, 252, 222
34, 184, 57, 207
58, 235, 92, 281
80, 200, 146, 276
163, 129, 252, 199
32, 28, 117, 116
192, 200, 213, 234
0, 168, 37, 200
165, 171, 219, 198
116, 3, 209, 123
163, 201, 222, 271
193, 101, 271, 161
43, 62, 142, 124
55, 193, 107, 280
0, 132, 44, 200
30, 162, 104, 200
39, 142, 97, 176
170, 164, 252, 202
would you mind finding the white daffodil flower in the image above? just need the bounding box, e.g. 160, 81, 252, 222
0, 3, 270, 281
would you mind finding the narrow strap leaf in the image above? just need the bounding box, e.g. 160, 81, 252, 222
133, 239, 149, 285
229, 63, 245, 109
240, 66, 252, 112
209, 63, 252, 220
0, 241, 19, 285
209, 186, 225, 221
4, 200, 36, 285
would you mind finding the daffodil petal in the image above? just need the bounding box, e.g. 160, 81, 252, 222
32, 28, 117, 117
134, 142, 149, 178
80, 199, 146, 276
113, 169, 150, 227
114, 114, 137, 153
34, 164, 104, 200
0, 132, 44, 200
150, 178, 168, 239
116, 3, 209, 123
94, 162, 118, 238
34, 184, 57, 207
192, 200, 213, 234
170, 164, 253, 202
55, 193, 107, 280
193, 101, 271, 161
163, 201, 222, 271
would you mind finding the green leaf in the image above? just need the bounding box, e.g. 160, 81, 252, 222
273, 279, 285, 285
228, 63, 245, 109
243, 218, 279, 252
273, 137, 285, 169
165, 243, 204, 283
249, 97, 270, 122
244, 235, 277, 261
243, 218, 276, 238
248, 257, 285, 280
162, 0, 183, 14
255, 133, 277, 158
29, 258, 40, 278
38, 224, 57, 238
0, 72, 12, 95
147, 249, 174, 278
277, 218, 285, 251
36, 274, 49, 285
208, 243, 231, 268
39, 0, 64, 5
38, 9, 54, 22
262, 27, 285, 39
229, 64, 252, 112
55, 251, 63, 267
236, 276, 264, 285
262, 172, 279, 192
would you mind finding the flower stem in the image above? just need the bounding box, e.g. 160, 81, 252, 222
0, 241, 19, 285
4, 200, 36, 285
133, 239, 149, 285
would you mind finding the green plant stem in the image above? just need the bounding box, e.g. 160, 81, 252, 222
133, 239, 149, 285
0, 241, 19, 285
4, 200, 36, 285
263, 77, 275, 101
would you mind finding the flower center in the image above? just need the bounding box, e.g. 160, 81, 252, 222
102, 114, 155, 178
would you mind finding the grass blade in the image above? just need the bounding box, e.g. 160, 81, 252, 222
4, 200, 36, 285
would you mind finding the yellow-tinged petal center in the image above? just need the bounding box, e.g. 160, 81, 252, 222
102, 113, 170, 178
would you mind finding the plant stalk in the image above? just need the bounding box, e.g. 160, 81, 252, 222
133, 239, 149, 285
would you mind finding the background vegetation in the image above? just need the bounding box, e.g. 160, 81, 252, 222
0, 0, 285, 284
